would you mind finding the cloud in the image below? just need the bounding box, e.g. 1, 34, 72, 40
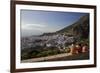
22, 23, 47, 31
28, 23, 46, 28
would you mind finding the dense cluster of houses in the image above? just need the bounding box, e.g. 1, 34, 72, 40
21, 34, 75, 50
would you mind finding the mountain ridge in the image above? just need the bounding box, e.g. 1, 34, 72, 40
56, 14, 89, 38
41, 14, 89, 39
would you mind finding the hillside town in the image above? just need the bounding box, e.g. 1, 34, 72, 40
21, 33, 76, 51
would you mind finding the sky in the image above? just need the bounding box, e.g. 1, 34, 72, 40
21, 10, 88, 37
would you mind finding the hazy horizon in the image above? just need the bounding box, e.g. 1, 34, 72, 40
21, 10, 88, 37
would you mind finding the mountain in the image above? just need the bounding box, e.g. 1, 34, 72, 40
56, 14, 89, 39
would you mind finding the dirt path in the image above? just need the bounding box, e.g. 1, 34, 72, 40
22, 53, 71, 63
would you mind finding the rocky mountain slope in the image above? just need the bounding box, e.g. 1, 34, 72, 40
56, 14, 89, 38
